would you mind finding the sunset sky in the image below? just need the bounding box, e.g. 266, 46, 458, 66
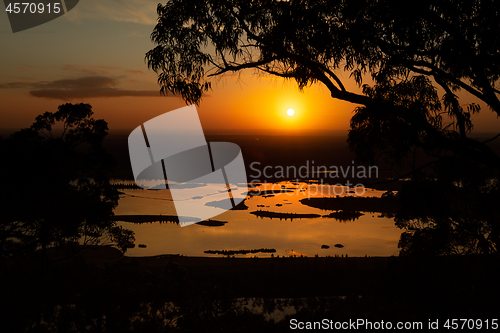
1, 0, 498, 134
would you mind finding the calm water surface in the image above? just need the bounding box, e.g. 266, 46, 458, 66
114, 181, 401, 257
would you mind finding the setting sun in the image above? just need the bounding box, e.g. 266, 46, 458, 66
287, 108, 295, 116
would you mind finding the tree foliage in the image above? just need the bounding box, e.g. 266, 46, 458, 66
146, 0, 500, 255
146, 0, 500, 167
0, 103, 134, 258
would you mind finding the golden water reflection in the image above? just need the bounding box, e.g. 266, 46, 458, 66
115, 181, 401, 257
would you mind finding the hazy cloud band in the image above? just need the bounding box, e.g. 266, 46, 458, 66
0, 75, 169, 100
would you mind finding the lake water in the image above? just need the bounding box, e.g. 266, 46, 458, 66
114, 180, 401, 258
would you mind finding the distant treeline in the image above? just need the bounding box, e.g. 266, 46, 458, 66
250, 209, 365, 222
113, 183, 142, 190
113, 215, 179, 224
323, 210, 364, 222
250, 210, 321, 219
204, 248, 277, 256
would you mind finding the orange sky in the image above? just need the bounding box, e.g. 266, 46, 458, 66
1, 1, 498, 135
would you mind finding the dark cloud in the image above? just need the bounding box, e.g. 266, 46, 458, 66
29, 87, 163, 99
34, 76, 118, 89
126, 70, 146, 75
0, 82, 32, 89
0, 76, 169, 100
62, 64, 120, 76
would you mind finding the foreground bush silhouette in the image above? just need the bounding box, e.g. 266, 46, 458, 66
0, 103, 134, 331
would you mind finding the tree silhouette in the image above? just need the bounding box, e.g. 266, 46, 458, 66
146, 0, 500, 255
146, 0, 500, 168
0, 103, 134, 259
